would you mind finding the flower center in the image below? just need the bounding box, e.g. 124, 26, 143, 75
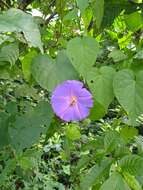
70, 96, 77, 106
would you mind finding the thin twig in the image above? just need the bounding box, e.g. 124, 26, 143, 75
45, 12, 57, 25
1, 0, 10, 8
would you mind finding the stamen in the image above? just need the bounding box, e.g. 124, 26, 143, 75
70, 96, 77, 106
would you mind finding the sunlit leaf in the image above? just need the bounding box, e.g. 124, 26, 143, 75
66, 123, 81, 140
125, 11, 143, 32
21, 50, 37, 81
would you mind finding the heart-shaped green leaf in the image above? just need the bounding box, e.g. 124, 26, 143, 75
113, 69, 143, 125
31, 50, 78, 91
67, 36, 100, 76
86, 66, 115, 109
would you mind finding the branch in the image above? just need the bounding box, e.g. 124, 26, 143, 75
0, 0, 10, 9
44, 0, 57, 25
45, 12, 57, 25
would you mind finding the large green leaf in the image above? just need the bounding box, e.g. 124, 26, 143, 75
32, 50, 78, 91
9, 101, 53, 150
86, 66, 115, 109
0, 8, 43, 52
67, 37, 100, 76
113, 69, 143, 125
100, 172, 131, 190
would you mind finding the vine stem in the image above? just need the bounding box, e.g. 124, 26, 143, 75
0, 0, 10, 9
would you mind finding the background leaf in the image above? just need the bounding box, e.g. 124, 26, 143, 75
32, 50, 78, 91
124, 11, 143, 32
80, 159, 112, 190
108, 49, 127, 62
21, 50, 37, 81
100, 172, 131, 190
9, 101, 53, 150
0, 43, 19, 66
66, 123, 81, 140
104, 130, 121, 152
0, 8, 43, 52
118, 155, 143, 176
123, 172, 142, 190
120, 126, 138, 143
76, 0, 89, 14
0, 112, 10, 149
92, 0, 104, 28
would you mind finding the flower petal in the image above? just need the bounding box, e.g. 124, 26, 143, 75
60, 105, 80, 121
75, 103, 90, 119
78, 98, 93, 108
60, 103, 90, 122
51, 80, 93, 122
52, 82, 71, 97
51, 98, 69, 115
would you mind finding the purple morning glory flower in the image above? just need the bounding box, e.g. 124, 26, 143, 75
51, 80, 93, 122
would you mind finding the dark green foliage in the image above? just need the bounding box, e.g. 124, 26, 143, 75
0, 0, 143, 189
